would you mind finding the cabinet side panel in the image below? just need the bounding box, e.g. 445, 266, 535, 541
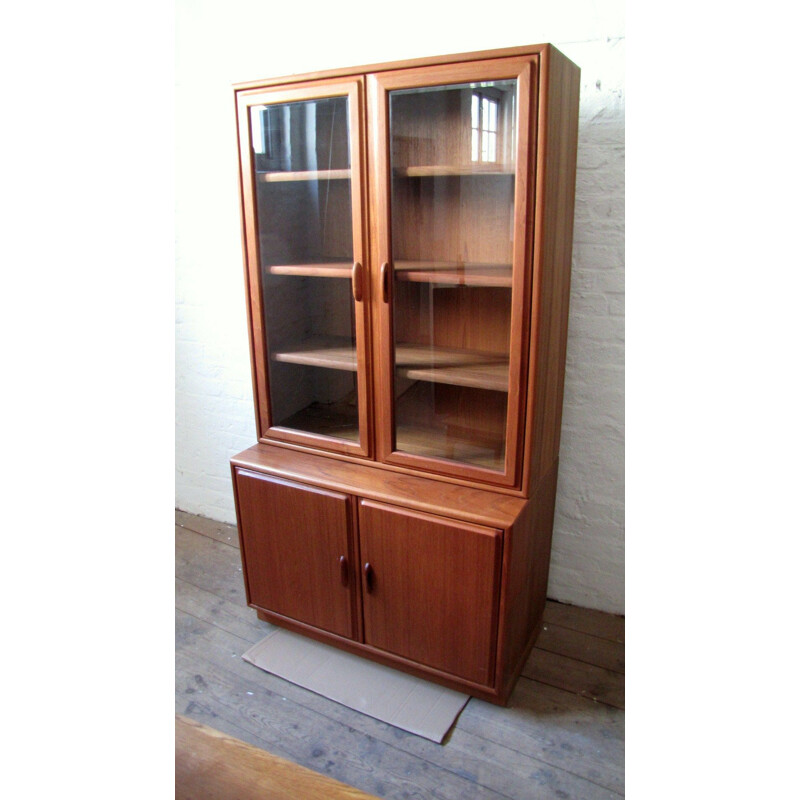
496, 458, 558, 698
526, 48, 581, 489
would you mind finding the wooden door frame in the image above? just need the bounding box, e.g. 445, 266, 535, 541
366, 56, 539, 489
235, 77, 373, 458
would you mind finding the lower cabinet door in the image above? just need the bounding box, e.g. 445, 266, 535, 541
358, 499, 503, 686
234, 469, 356, 639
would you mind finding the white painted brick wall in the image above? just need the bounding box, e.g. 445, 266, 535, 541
551, 36, 624, 613
175, 1, 625, 614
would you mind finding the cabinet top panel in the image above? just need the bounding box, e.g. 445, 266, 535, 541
231, 445, 527, 529
233, 43, 574, 92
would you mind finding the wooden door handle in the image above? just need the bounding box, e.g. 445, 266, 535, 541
380, 262, 390, 303
351, 262, 363, 302
363, 562, 375, 593
339, 555, 349, 587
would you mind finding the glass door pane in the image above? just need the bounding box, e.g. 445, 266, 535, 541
247, 89, 366, 448
388, 79, 518, 472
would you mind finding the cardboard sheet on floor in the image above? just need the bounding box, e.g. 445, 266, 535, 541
242, 628, 469, 744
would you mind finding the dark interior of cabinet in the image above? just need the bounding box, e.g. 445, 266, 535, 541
256, 180, 358, 438
261, 271, 359, 438
252, 96, 350, 175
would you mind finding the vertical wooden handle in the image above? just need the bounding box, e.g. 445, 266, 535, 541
380, 262, 390, 303
339, 555, 349, 587
351, 261, 363, 302
363, 562, 375, 593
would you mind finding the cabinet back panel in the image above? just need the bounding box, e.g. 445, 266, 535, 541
393, 283, 511, 355
391, 176, 514, 266
256, 181, 353, 265
394, 381, 507, 470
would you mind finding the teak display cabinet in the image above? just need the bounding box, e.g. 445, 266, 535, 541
230, 44, 580, 704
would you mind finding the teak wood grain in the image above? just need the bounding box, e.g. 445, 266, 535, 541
233, 43, 556, 90
523, 46, 581, 492
231, 445, 558, 703
231, 444, 525, 529
496, 458, 559, 699
234, 470, 358, 640
358, 500, 502, 686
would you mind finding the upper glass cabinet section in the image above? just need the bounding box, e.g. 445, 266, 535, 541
242, 84, 368, 454
385, 78, 519, 473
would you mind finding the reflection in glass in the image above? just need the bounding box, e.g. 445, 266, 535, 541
471, 92, 499, 163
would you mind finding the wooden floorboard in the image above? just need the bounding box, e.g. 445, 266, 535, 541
176, 714, 381, 799
175, 510, 624, 798
535, 623, 625, 674
543, 600, 625, 644
522, 647, 625, 709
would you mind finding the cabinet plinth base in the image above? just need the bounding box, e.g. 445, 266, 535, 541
250, 601, 508, 705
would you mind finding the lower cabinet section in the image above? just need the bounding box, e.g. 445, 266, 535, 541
231, 448, 555, 703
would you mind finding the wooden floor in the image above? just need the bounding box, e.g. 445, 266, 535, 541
176, 510, 624, 799
176, 714, 382, 799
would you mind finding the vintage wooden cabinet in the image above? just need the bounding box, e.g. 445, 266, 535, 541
230, 43, 580, 704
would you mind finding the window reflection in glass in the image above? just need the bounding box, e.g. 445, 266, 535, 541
471, 92, 499, 163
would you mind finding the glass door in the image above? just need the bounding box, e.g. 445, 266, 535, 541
237, 80, 370, 456
369, 58, 534, 485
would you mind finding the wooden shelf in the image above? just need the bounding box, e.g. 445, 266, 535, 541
272, 337, 358, 371
257, 168, 351, 183
269, 261, 511, 286
393, 164, 514, 178
395, 344, 508, 391
278, 401, 360, 443
394, 261, 513, 288
395, 424, 505, 472
395, 344, 508, 392
272, 337, 508, 391
268, 263, 353, 278
401, 361, 508, 391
